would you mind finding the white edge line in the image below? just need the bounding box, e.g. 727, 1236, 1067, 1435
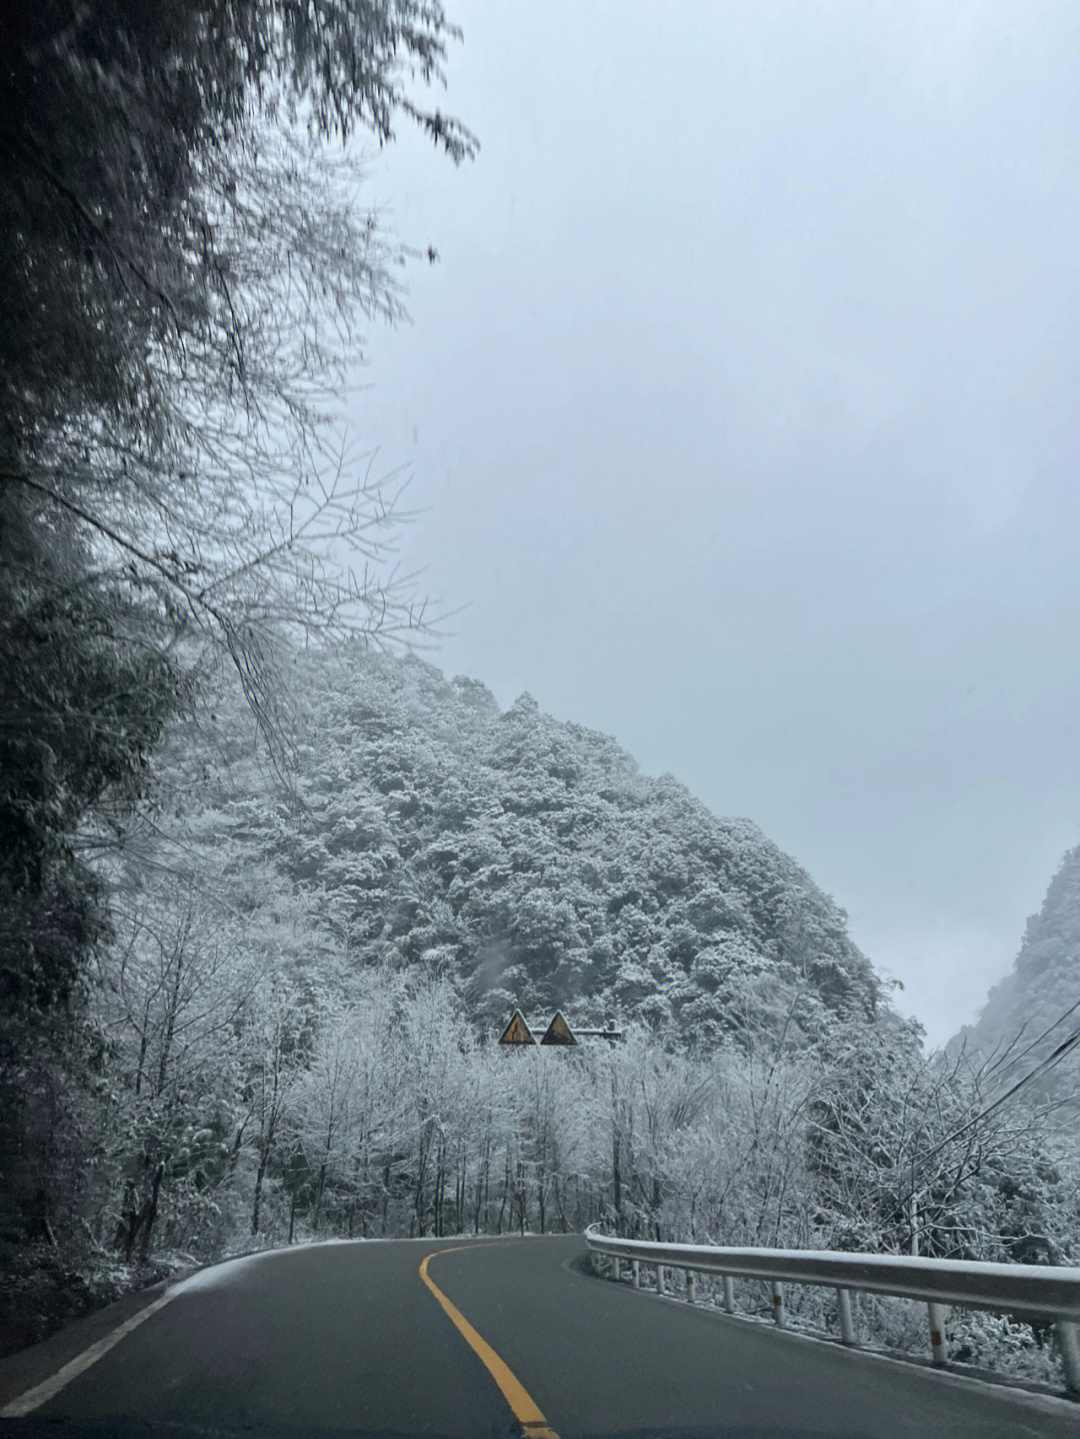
0, 1288, 177, 1417
0, 1236, 542, 1420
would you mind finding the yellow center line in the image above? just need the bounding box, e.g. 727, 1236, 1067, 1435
419, 1243, 559, 1439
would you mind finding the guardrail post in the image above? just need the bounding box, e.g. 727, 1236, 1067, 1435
580, 1226, 1080, 1399
1057, 1320, 1080, 1395
837, 1288, 857, 1346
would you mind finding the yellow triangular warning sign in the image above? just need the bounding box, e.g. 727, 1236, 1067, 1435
498, 1010, 536, 1045
540, 1010, 577, 1046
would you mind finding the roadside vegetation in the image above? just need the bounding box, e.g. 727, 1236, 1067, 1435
1, 0, 472, 1350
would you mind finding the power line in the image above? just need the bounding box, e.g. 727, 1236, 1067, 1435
913, 998, 1080, 1180
883, 1020, 1080, 1238
977, 991, 1080, 1090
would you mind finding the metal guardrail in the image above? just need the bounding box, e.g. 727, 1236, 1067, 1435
583, 1226, 1080, 1395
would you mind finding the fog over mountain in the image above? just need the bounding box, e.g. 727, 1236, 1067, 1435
953, 844, 1080, 1113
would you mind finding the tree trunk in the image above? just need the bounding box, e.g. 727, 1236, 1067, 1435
311, 1162, 327, 1234
432, 1155, 444, 1238
115, 1177, 138, 1249
514, 1162, 527, 1236
117, 1161, 164, 1263
252, 1153, 268, 1235
496, 1159, 509, 1234
473, 1158, 486, 1234
137, 1164, 165, 1262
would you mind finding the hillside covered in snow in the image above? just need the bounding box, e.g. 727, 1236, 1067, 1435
186, 644, 885, 1046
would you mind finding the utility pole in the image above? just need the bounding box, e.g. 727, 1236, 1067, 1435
610, 1049, 622, 1226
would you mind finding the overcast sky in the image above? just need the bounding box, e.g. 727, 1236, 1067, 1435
348, 1, 1080, 1047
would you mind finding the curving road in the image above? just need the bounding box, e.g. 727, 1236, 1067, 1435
0, 1234, 1076, 1439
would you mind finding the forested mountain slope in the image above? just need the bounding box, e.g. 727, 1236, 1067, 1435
184, 645, 883, 1044
953, 844, 1080, 1109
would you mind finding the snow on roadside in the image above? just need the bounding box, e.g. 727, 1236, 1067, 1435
169, 1238, 368, 1295
169, 1250, 286, 1295
169, 1233, 507, 1296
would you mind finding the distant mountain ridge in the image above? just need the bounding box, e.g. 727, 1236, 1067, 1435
952, 843, 1080, 1107
200, 645, 887, 1044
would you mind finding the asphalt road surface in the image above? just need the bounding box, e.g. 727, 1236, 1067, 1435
0, 1234, 1077, 1439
